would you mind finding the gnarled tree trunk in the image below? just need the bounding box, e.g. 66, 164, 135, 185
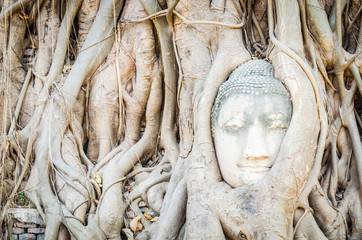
0, 0, 361, 239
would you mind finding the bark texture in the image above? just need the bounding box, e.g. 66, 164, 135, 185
0, 0, 361, 239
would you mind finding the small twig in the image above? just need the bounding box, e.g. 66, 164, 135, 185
72, 199, 89, 219
344, 0, 350, 27
329, 140, 338, 206
78, 34, 115, 54
96, 177, 126, 213
28, 0, 44, 25
349, 63, 362, 98
346, 4, 362, 35
85, 82, 90, 140
173, 10, 244, 28
8, 68, 32, 134
315, 183, 325, 197
354, 109, 362, 129
32, 70, 46, 82
231, 0, 244, 20
124, 10, 245, 29
50, 139, 92, 194
90, 142, 127, 176
175, 33, 183, 110
340, 50, 362, 71
166, 0, 180, 33
341, 149, 352, 189
251, 12, 266, 46
89, 179, 101, 199
52, 165, 89, 200
293, 202, 315, 237
293, 211, 309, 236
123, 9, 168, 23
115, 24, 124, 143
70, 119, 94, 169
316, 53, 335, 90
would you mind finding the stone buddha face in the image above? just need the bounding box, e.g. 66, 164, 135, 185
212, 60, 292, 188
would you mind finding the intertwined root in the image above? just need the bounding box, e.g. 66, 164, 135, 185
0, 0, 361, 239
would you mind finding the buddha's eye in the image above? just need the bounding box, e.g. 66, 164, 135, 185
266, 118, 288, 130
224, 118, 245, 131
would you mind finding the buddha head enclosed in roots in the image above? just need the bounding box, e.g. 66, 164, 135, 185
212, 60, 292, 188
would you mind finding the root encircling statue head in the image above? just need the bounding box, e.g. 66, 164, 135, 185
212, 60, 292, 187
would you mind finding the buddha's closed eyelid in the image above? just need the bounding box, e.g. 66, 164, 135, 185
267, 121, 288, 129
265, 114, 290, 129
224, 118, 246, 130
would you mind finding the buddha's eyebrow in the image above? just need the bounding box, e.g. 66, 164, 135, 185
265, 112, 290, 121
223, 117, 246, 125
221, 112, 247, 124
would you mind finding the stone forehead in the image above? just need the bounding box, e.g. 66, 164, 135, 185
211, 60, 290, 134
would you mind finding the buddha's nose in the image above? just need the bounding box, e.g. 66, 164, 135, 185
244, 124, 269, 160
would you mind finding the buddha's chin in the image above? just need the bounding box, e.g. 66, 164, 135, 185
223, 167, 271, 188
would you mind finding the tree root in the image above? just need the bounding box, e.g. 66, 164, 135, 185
124, 10, 245, 28
96, 50, 162, 238
128, 172, 171, 203
1, 0, 361, 239
140, 0, 180, 167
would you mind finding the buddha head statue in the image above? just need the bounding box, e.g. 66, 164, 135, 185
211, 60, 292, 188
